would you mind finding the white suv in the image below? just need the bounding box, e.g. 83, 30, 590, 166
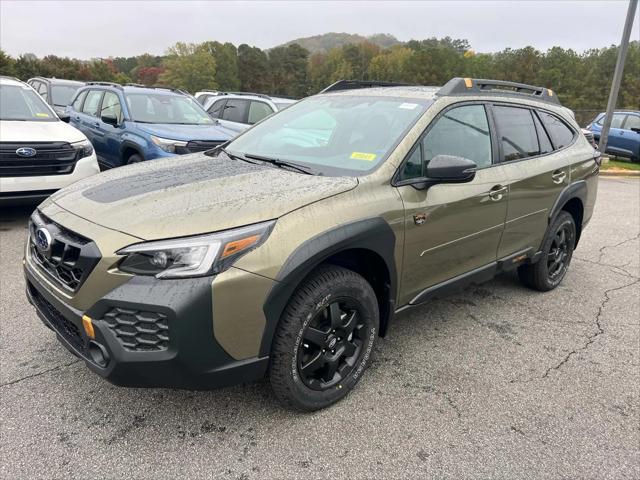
0, 76, 99, 203
203, 92, 296, 134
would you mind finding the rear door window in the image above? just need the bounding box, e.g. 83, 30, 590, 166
82, 90, 103, 117
493, 106, 541, 161
624, 114, 640, 130
532, 112, 553, 154
248, 101, 274, 125
537, 111, 575, 149
221, 99, 249, 123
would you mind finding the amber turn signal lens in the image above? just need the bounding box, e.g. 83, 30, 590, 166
82, 315, 95, 339
464, 77, 473, 88
221, 235, 260, 259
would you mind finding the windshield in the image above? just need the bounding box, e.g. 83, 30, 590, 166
51, 84, 81, 106
125, 92, 214, 125
0, 84, 56, 122
227, 95, 429, 176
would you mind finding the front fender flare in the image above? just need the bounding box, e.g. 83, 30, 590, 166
259, 217, 397, 356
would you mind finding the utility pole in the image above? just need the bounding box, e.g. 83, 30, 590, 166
598, 0, 638, 153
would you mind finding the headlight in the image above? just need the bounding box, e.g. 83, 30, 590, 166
117, 221, 275, 279
71, 139, 94, 159
150, 135, 188, 154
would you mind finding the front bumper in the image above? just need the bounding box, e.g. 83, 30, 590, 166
24, 262, 269, 389
0, 154, 100, 194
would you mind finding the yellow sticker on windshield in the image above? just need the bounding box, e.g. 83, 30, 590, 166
35, 113, 50, 117
350, 152, 377, 161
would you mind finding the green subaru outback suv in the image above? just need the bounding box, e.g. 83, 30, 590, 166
24, 78, 599, 411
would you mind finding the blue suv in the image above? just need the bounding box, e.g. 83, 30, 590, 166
67, 83, 236, 168
587, 110, 640, 162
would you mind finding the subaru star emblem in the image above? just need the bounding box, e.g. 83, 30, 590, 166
16, 147, 37, 157
34, 227, 52, 256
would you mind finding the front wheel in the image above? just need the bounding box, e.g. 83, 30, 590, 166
269, 265, 379, 411
127, 153, 143, 165
518, 211, 576, 291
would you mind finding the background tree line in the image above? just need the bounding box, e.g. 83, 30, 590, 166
1, 36, 638, 123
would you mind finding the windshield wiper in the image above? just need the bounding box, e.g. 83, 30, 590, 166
206, 146, 261, 165
244, 153, 315, 175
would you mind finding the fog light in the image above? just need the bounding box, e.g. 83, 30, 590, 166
82, 315, 95, 339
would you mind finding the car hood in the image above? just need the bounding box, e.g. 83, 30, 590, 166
0, 119, 86, 143
48, 153, 358, 240
135, 122, 236, 141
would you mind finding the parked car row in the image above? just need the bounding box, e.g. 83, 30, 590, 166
1, 76, 294, 202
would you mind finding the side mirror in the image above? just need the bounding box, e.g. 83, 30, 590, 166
102, 115, 119, 127
395, 155, 477, 190
58, 112, 71, 123
426, 155, 477, 183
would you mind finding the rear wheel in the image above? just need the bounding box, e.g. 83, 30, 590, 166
269, 265, 379, 411
518, 211, 576, 291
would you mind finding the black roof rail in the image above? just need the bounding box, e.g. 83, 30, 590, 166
320, 79, 412, 94
438, 77, 561, 105
86, 81, 123, 89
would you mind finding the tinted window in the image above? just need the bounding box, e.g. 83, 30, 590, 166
400, 145, 423, 180
221, 99, 249, 123
207, 99, 225, 118
537, 111, 575, 149
533, 112, 553, 154
624, 114, 640, 130
494, 106, 540, 161
101, 91, 123, 123
423, 104, 492, 168
82, 90, 103, 117
51, 85, 81, 106
248, 101, 273, 125
72, 90, 87, 110
37, 82, 48, 101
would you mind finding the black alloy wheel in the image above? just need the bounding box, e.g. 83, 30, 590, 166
297, 299, 367, 391
547, 223, 572, 280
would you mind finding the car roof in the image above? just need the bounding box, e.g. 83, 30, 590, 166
29, 77, 84, 86
0, 76, 29, 88
320, 85, 441, 101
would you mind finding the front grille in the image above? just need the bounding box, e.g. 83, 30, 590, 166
102, 307, 170, 351
0, 142, 80, 177
185, 140, 225, 153
29, 283, 85, 353
29, 210, 100, 292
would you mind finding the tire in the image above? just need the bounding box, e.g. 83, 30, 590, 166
269, 265, 379, 411
127, 153, 143, 165
518, 211, 576, 292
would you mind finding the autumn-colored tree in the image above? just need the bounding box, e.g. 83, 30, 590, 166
160, 42, 217, 92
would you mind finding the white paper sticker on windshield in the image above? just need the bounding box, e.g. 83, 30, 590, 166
399, 103, 418, 110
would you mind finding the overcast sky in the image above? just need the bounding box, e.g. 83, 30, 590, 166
1, 0, 637, 58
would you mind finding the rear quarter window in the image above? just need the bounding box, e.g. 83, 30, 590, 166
538, 111, 575, 149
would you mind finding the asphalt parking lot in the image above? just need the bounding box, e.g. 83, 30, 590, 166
1, 177, 638, 479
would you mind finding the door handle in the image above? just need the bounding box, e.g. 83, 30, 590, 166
551, 170, 566, 184
93, 122, 100, 127
488, 185, 508, 201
